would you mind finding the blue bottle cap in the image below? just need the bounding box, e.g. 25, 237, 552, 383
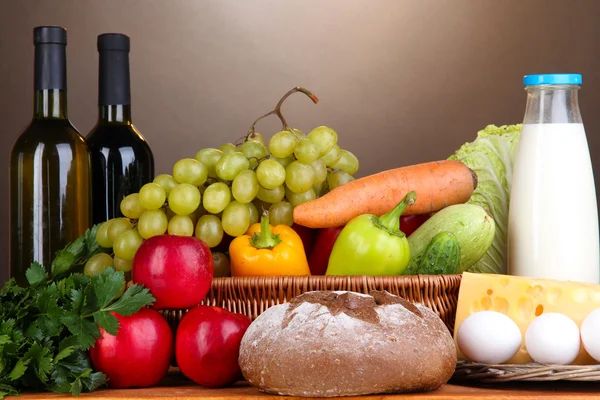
524, 74, 582, 86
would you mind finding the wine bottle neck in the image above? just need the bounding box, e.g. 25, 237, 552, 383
33, 41, 68, 120
99, 104, 132, 124
34, 89, 68, 119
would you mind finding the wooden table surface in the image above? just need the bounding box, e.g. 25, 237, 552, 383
8, 371, 600, 400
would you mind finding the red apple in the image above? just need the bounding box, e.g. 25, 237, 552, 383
89, 308, 173, 388
176, 306, 251, 388
132, 235, 214, 309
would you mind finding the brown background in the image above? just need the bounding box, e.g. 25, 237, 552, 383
1, 0, 599, 281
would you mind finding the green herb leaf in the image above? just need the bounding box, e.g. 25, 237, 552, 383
92, 311, 119, 336
93, 268, 125, 309
104, 284, 155, 316
25, 343, 53, 384
0, 384, 18, 398
25, 262, 48, 286
81, 371, 106, 392
8, 359, 29, 381
54, 346, 75, 363
59, 314, 100, 351
50, 250, 76, 279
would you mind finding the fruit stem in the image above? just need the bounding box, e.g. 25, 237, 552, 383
376, 191, 417, 235
245, 87, 319, 141
249, 213, 282, 249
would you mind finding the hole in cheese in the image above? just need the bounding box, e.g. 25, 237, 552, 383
492, 297, 509, 314
481, 296, 492, 310
547, 286, 562, 304
518, 296, 534, 322
487, 289, 493, 295
535, 304, 544, 316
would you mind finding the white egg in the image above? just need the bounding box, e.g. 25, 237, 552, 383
456, 311, 522, 364
525, 313, 580, 365
581, 308, 600, 362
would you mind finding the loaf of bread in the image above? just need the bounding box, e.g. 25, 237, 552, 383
238, 290, 456, 397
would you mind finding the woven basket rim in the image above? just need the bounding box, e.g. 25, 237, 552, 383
453, 360, 600, 382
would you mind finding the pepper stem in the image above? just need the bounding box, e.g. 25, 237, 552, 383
249, 213, 282, 249
377, 191, 417, 234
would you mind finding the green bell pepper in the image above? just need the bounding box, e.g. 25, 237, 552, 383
326, 191, 417, 276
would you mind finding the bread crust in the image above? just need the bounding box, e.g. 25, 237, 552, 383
239, 290, 457, 397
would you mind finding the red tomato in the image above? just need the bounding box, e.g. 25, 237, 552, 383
89, 308, 173, 388
176, 306, 251, 388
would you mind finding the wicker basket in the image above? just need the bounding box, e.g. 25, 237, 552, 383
160, 274, 462, 334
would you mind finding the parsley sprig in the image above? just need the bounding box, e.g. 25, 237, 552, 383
0, 225, 155, 398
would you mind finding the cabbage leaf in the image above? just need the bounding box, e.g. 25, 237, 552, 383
448, 124, 522, 274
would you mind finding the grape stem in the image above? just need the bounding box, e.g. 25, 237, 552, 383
249, 213, 282, 249
245, 87, 319, 141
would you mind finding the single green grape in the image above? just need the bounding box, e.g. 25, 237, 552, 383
203, 182, 231, 213
271, 155, 294, 169
239, 140, 269, 161
222, 201, 251, 237
96, 220, 114, 248
313, 181, 329, 197
232, 170, 259, 203
310, 159, 327, 185
269, 130, 296, 158
195, 215, 224, 248
332, 150, 359, 175
113, 229, 144, 261
138, 210, 168, 239
285, 161, 315, 194
307, 126, 338, 157
256, 185, 285, 203
219, 143, 237, 154
114, 256, 133, 272
247, 132, 267, 147
268, 201, 294, 226
321, 144, 342, 167
153, 174, 179, 195
173, 158, 208, 186
212, 252, 231, 277
294, 139, 320, 164
256, 159, 286, 190
288, 127, 306, 140
286, 187, 317, 208
195, 148, 223, 179
120, 193, 146, 219
139, 183, 167, 210
168, 215, 194, 236
215, 152, 250, 181
168, 183, 201, 216
328, 170, 355, 190
84, 253, 114, 277
247, 202, 259, 225
107, 218, 133, 243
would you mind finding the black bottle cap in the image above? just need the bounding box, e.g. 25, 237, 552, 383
33, 26, 67, 90
98, 33, 130, 52
98, 33, 131, 106
34, 26, 67, 45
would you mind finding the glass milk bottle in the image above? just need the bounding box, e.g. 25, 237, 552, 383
508, 74, 599, 283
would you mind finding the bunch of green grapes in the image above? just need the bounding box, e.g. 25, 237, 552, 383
92, 125, 359, 268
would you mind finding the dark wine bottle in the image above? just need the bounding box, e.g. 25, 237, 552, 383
9, 26, 92, 286
87, 33, 154, 225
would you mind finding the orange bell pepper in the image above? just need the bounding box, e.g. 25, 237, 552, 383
229, 214, 311, 277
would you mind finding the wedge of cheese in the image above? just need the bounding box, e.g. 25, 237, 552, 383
454, 272, 600, 365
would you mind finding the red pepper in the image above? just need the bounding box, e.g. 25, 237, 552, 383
307, 226, 344, 275
399, 214, 433, 236
292, 224, 315, 255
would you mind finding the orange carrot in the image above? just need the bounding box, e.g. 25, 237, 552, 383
293, 160, 477, 229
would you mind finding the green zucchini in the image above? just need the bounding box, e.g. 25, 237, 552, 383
404, 204, 495, 274
415, 231, 461, 275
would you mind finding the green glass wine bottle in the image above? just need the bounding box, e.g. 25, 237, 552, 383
9, 26, 92, 285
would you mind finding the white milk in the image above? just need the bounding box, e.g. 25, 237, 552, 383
508, 123, 600, 283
